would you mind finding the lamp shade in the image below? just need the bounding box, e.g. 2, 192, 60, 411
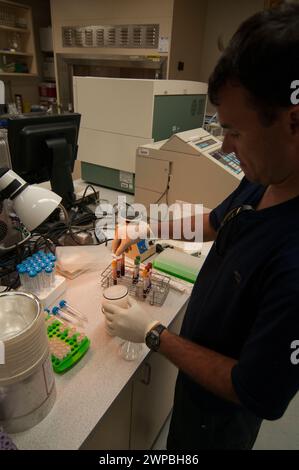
13, 185, 62, 231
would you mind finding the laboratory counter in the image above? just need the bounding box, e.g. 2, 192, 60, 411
11, 244, 191, 450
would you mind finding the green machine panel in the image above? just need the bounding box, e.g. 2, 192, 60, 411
81, 162, 135, 194
152, 94, 206, 142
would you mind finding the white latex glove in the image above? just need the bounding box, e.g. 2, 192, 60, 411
102, 296, 160, 343
112, 221, 150, 256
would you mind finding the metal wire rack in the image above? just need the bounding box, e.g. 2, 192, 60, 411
100, 264, 170, 306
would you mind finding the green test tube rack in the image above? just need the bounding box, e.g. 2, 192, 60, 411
45, 315, 90, 374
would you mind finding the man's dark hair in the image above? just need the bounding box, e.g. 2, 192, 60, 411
208, 3, 299, 125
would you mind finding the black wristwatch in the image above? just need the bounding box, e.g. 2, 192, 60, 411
145, 324, 166, 352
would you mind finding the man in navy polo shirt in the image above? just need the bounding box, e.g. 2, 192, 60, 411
104, 4, 299, 449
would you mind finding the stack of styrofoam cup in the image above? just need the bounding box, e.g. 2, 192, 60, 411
0, 291, 56, 433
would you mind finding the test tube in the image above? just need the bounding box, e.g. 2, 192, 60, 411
28, 269, 38, 293
24, 265, 33, 289
59, 300, 88, 322
50, 261, 56, 277
47, 262, 56, 285
47, 253, 56, 263
17, 264, 27, 289
132, 256, 140, 284
116, 255, 121, 278
121, 253, 125, 277
44, 266, 54, 288
37, 262, 46, 288
111, 259, 117, 285
145, 263, 152, 290
51, 306, 78, 325
142, 269, 149, 298
35, 265, 43, 291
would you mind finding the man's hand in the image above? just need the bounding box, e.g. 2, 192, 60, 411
102, 296, 160, 342
112, 221, 149, 256
112, 224, 139, 256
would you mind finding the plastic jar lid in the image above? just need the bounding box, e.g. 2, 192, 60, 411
103, 285, 128, 301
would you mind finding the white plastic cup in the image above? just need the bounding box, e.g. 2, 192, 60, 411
101, 285, 142, 361
102, 285, 129, 335
102, 285, 129, 308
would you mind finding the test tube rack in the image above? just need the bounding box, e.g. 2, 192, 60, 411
18, 274, 66, 309
45, 314, 90, 374
100, 264, 170, 306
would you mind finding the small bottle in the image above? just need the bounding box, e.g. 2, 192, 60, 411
111, 259, 117, 285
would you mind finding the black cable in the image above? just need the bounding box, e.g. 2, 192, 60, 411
154, 173, 171, 204
80, 184, 98, 205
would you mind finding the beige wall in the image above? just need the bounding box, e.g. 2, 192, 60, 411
199, 0, 264, 113
49, 0, 265, 114
50, 0, 174, 57
168, 0, 207, 81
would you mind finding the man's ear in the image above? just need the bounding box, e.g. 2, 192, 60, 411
289, 106, 299, 135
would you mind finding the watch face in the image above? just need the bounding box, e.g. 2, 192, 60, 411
151, 331, 159, 348
146, 330, 160, 351
146, 325, 165, 351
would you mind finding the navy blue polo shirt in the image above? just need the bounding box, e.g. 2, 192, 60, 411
180, 177, 299, 420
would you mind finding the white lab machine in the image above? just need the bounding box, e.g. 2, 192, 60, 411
73, 77, 208, 193
134, 127, 243, 209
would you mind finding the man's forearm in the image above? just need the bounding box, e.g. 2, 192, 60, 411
149, 213, 216, 243
159, 329, 240, 405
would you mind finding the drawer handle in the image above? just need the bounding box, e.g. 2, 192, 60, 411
141, 362, 151, 385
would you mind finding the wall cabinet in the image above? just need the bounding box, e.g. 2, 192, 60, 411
0, 0, 37, 77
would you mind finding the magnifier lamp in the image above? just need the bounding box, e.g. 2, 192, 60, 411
0, 168, 62, 231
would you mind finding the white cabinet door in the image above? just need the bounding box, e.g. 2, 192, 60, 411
80, 382, 132, 450
130, 306, 186, 449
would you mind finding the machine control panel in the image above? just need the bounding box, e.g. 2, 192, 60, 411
195, 138, 218, 149
209, 150, 242, 175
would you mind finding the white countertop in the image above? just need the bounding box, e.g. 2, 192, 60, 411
11, 244, 190, 450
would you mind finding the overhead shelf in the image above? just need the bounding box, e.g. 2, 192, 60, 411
0, 25, 29, 33
0, 72, 37, 76
0, 0, 37, 75
0, 50, 33, 56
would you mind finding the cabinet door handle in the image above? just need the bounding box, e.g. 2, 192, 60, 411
141, 362, 151, 385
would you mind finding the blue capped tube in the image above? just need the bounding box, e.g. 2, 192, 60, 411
44, 266, 54, 287
17, 264, 27, 290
